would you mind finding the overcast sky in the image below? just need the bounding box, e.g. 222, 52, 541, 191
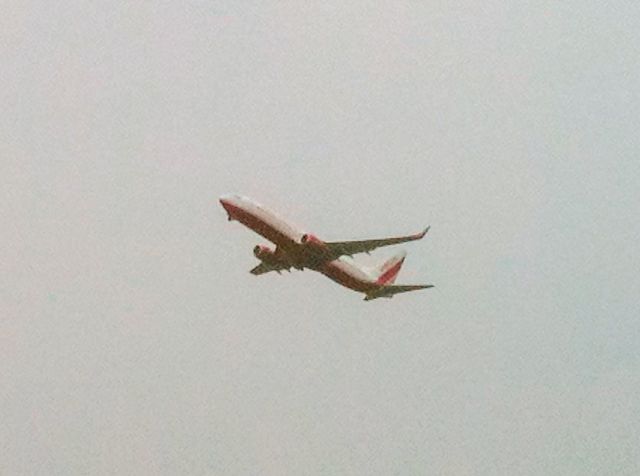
2, 1, 639, 474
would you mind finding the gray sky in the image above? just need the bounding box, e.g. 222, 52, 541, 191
2, 1, 639, 474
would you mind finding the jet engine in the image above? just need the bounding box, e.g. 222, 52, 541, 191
300, 233, 326, 247
253, 244, 276, 262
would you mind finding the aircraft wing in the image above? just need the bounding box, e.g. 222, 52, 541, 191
364, 284, 434, 300
325, 227, 430, 258
250, 262, 291, 275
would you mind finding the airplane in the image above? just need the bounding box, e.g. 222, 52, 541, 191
219, 194, 434, 301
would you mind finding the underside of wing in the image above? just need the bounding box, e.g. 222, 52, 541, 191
325, 227, 429, 258
250, 262, 291, 275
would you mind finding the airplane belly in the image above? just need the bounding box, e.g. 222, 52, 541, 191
319, 260, 376, 293
254, 206, 302, 242
228, 202, 301, 247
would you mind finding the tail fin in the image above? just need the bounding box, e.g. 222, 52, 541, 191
374, 250, 407, 285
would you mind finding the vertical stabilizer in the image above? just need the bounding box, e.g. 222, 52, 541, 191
374, 250, 407, 285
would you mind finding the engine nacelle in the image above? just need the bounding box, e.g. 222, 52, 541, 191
300, 233, 326, 247
253, 244, 276, 261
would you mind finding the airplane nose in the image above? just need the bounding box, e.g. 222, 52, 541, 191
219, 195, 239, 220
219, 194, 235, 207
219, 196, 234, 222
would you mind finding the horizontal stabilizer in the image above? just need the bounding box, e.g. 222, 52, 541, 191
364, 284, 434, 301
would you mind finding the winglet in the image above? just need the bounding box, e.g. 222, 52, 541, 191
416, 226, 430, 239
